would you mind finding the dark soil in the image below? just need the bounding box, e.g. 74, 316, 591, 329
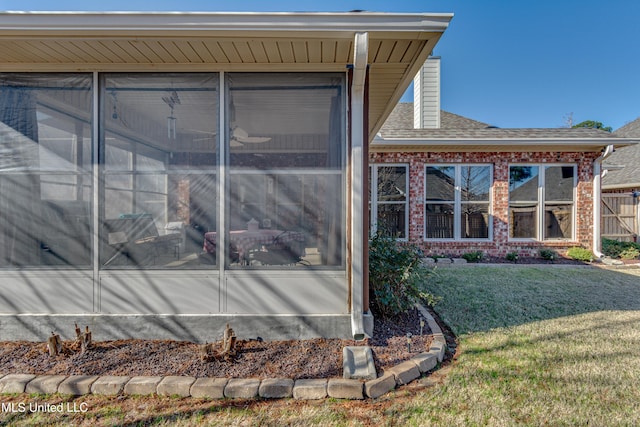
0, 308, 434, 380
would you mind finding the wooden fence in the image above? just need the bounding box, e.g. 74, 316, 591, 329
601, 193, 638, 242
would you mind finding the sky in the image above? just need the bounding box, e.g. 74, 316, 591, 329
2, 0, 639, 130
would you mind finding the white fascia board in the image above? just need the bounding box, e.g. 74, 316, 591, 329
371, 137, 639, 149
601, 164, 625, 171
602, 182, 640, 191
0, 11, 452, 36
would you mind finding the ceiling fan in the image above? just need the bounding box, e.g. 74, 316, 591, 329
185, 95, 271, 146
228, 97, 271, 146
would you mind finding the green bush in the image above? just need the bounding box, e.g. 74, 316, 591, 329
462, 251, 483, 263
538, 248, 557, 261
506, 252, 519, 263
620, 247, 640, 260
602, 238, 640, 259
368, 233, 438, 318
566, 246, 594, 262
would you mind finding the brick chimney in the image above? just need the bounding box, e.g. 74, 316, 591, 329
413, 56, 441, 129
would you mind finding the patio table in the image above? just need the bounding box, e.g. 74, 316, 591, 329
203, 229, 305, 262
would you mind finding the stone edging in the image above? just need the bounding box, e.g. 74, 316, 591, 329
0, 304, 446, 400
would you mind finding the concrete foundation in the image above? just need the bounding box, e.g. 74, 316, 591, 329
0, 313, 353, 342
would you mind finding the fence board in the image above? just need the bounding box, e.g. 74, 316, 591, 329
601, 193, 638, 242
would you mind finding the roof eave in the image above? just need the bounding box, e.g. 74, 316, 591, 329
370, 137, 638, 153
602, 182, 640, 191
0, 11, 453, 36
0, 11, 453, 143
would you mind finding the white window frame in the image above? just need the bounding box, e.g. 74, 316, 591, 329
424, 164, 493, 241
369, 163, 409, 241
508, 163, 577, 242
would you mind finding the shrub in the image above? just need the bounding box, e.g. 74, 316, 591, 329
602, 238, 640, 259
368, 233, 439, 318
538, 248, 557, 261
620, 247, 640, 260
602, 238, 624, 258
462, 251, 483, 263
505, 252, 519, 263
566, 246, 594, 262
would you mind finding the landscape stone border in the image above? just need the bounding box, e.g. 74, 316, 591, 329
0, 304, 446, 400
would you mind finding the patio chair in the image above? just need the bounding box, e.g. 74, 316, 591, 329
103, 214, 182, 265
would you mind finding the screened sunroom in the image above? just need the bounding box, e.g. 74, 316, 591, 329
0, 11, 451, 341
0, 72, 344, 270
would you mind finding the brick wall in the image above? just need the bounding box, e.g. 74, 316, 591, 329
369, 151, 599, 258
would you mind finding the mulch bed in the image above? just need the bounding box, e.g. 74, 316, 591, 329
0, 308, 435, 380
480, 256, 587, 265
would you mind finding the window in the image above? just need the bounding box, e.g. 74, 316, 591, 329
0, 73, 93, 267
425, 165, 491, 240
101, 73, 218, 268
369, 165, 408, 239
509, 165, 576, 240
227, 73, 345, 267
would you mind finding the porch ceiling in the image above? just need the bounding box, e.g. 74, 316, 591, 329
0, 11, 453, 140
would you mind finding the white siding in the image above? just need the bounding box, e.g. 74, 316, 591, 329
413, 56, 441, 129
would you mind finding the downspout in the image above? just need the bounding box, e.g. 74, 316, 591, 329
593, 144, 614, 258
350, 31, 368, 340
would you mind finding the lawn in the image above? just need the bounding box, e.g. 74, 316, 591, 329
397, 265, 640, 426
1, 265, 640, 426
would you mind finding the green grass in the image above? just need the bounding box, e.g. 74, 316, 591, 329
399, 310, 640, 426
394, 266, 640, 426
429, 266, 640, 335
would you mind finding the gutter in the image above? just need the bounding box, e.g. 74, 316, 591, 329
0, 11, 453, 34
593, 144, 615, 258
371, 137, 635, 150
350, 31, 368, 341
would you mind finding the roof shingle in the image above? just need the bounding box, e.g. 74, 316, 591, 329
603, 117, 640, 189
381, 103, 491, 131
379, 103, 615, 140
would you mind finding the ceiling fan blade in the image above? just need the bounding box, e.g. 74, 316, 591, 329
236, 136, 271, 144
230, 139, 244, 147
232, 126, 271, 144
232, 127, 249, 139
187, 129, 217, 135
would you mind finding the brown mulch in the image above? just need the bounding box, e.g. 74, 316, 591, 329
481, 256, 587, 265
0, 308, 436, 380
482, 256, 639, 266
